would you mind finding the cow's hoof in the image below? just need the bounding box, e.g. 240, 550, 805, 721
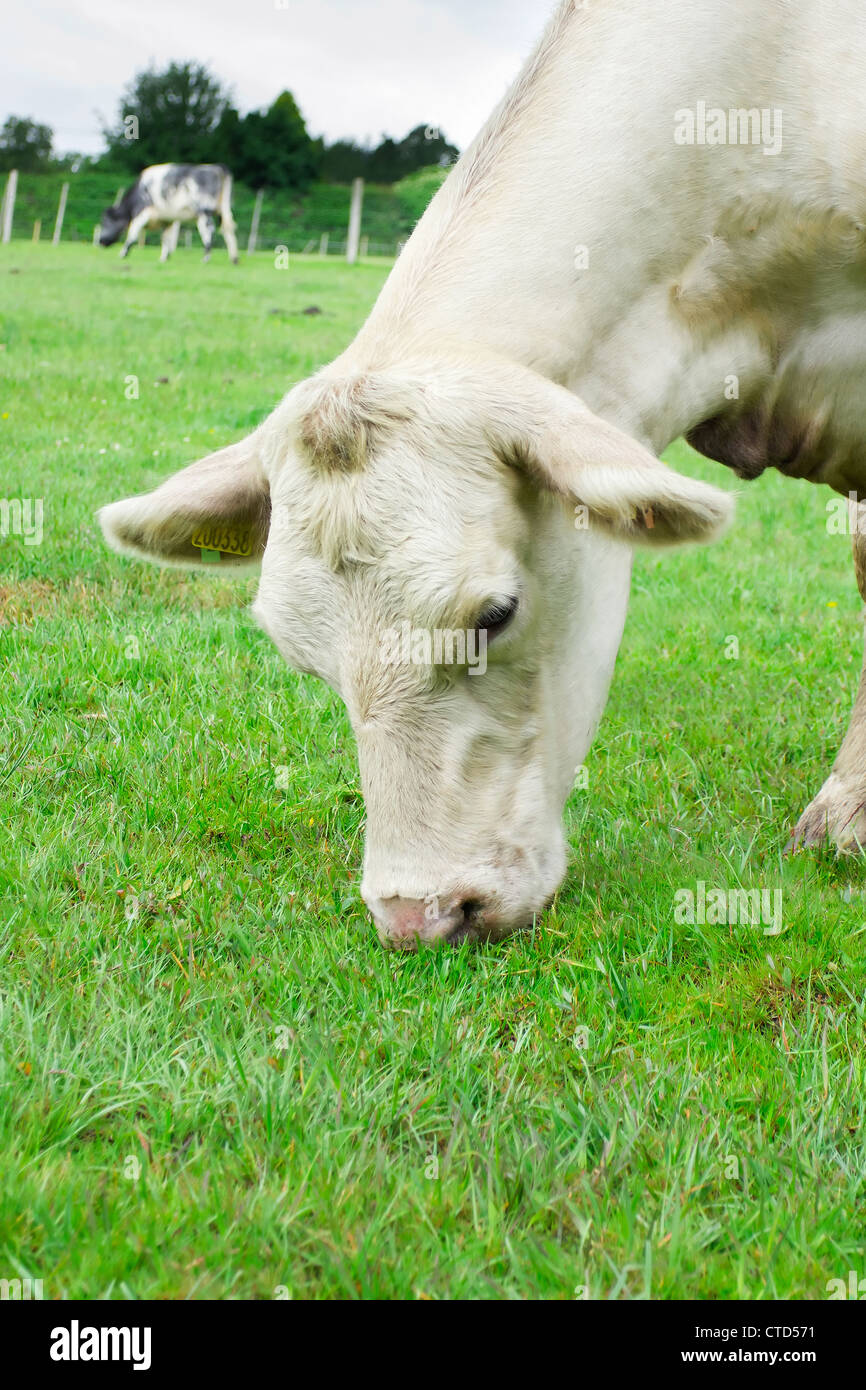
787, 773, 866, 854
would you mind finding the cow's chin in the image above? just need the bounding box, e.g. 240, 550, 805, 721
362, 833, 568, 951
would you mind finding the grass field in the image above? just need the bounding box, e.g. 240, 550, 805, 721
1, 241, 864, 1300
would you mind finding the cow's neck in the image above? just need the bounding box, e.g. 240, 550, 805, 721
346, 0, 860, 462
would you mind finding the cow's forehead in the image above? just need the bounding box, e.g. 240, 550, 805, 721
268, 427, 528, 588
255, 428, 531, 687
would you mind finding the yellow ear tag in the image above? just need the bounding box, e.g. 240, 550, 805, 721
190, 526, 253, 558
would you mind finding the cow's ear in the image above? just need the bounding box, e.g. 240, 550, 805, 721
98, 436, 270, 568
493, 374, 734, 546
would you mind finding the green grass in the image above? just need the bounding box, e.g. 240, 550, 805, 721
1, 241, 864, 1300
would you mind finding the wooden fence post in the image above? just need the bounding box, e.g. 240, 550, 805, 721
247, 189, 264, 255
346, 178, 364, 265
33, 219, 41, 242
1, 169, 17, 244
52, 182, 69, 245
319, 232, 329, 256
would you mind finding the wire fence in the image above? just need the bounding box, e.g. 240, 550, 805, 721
0, 170, 409, 257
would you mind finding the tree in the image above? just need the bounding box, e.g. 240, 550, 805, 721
95, 59, 453, 191
212, 105, 244, 171
101, 62, 232, 172
394, 124, 458, 175
319, 139, 369, 183
323, 125, 459, 184
224, 91, 321, 189
366, 136, 401, 183
0, 116, 53, 172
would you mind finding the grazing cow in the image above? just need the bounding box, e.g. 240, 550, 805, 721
99, 164, 239, 264
100, 0, 866, 947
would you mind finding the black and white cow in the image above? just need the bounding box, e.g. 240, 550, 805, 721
99, 164, 239, 264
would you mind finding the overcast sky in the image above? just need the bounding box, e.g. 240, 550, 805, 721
3, 0, 549, 157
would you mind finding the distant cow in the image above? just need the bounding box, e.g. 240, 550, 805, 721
99, 164, 239, 264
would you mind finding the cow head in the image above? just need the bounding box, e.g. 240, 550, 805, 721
99, 356, 733, 948
99, 204, 128, 247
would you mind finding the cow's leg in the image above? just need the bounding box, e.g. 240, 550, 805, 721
159, 222, 180, 263
197, 213, 215, 263
791, 497, 866, 853
221, 212, 240, 266
119, 210, 150, 259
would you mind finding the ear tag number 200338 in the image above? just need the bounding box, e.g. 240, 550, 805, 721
190, 526, 253, 562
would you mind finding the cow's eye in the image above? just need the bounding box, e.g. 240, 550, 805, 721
476, 596, 519, 640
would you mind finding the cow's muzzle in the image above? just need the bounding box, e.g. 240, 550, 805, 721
366, 892, 492, 950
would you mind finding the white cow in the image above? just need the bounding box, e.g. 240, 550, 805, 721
99, 164, 239, 264
100, 0, 866, 947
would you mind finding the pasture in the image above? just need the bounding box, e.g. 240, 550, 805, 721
1, 241, 864, 1299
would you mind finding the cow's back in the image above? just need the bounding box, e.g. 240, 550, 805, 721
139, 164, 229, 222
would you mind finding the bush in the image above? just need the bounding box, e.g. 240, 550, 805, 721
394, 165, 451, 230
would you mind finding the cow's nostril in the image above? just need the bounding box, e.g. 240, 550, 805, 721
444, 898, 484, 945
